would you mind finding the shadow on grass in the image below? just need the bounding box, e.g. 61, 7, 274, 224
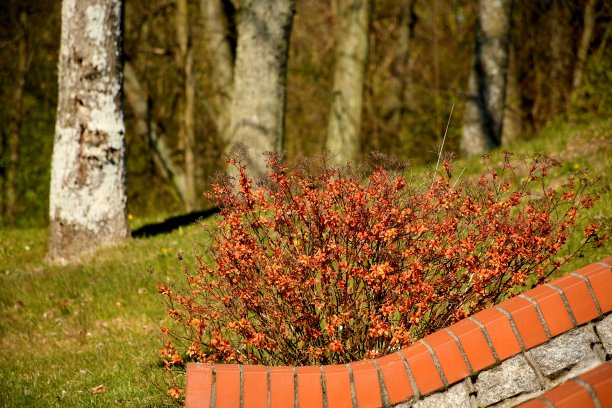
131, 207, 220, 238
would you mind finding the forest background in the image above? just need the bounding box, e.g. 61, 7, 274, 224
1, 1, 611, 405
1, 0, 610, 228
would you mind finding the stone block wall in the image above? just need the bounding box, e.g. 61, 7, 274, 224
185, 257, 612, 407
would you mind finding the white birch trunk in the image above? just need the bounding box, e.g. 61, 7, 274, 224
461, 0, 512, 156
48, 0, 129, 263
326, 0, 371, 165
228, 0, 296, 179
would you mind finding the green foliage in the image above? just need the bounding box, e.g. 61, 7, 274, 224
569, 44, 612, 119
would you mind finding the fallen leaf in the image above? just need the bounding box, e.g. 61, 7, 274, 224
89, 384, 106, 394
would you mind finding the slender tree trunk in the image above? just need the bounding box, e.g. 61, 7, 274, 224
461, 0, 512, 156
389, 0, 416, 148
176, 0, 197, 210
326, 0, 372, 165
48, 0, 129, 264
501, 44, 521, 144
123, 62, 187, 202
569, 0, 596, 106
201, 0, 234, 140
547, 2, 573, 119
229, 0, 296, 178
5, 11, 29, 225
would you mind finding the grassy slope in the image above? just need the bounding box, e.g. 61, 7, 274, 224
0, 117, 610, 407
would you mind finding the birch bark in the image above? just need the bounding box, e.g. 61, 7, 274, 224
48, 0, 129, 263
460, 0, 512, 156
326, 0, 372, 165
228, 0, 296, 178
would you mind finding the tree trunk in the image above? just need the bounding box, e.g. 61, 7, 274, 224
201, 0, 234, 141
123, 62, 187, 202
460, 0, 512, 156
501, 44, 521, 144
5, 11, 29, 225
569, 0, 596, 106
544, 2, 573, 120
389, 0, 416, 149
228, 0, 296, 178
176, 0, 198, 210
326, 0, 372, 165
48, 0, 129, 264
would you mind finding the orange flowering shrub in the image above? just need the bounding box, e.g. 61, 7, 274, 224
159, 154, 601, 367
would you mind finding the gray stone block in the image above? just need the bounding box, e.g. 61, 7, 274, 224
412, 381, 473, 408
529, 326, 600, 379
475, 355, 540, 406
595, 314, 612, 356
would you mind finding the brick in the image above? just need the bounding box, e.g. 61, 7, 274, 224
422, 330, 469, 385
215, 365, 241, 408
550, 274, 600, 324
497, 295, 548, 349
472, 307, 521, 360
376, 352, 413, 404
475, 354, 540, 406
541, 380, 595, 408
269, 366, 294, 408
576, 262, 608, 275
578, 362, 612, 408
522, 284, 575, 336
400, 341, 445, 396
575, 263, 612, 313
296, 366, 324, 407
323, 365, 353, 408
185, 363, 213, 408
350, 360, 383, 408
447, 319, 496, 373
242, 365, 268, 408
599, 256, 612, 266
516, 399, 549, 408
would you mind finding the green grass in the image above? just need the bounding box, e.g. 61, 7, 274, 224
0, 220, 207, 407
0, 116, 610, 406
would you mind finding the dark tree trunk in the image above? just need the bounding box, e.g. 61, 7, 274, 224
5, 11, 29, 225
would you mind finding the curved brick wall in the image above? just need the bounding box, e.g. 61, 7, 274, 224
186, 257, 612, 407
517, 361, 611, 408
